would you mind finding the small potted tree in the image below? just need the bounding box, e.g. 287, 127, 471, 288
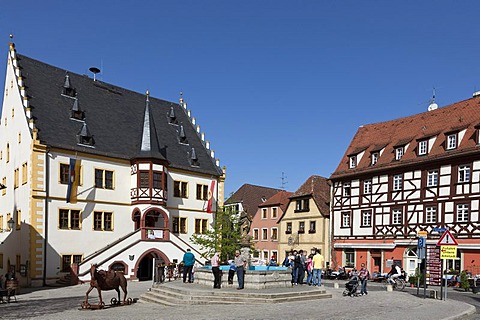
460, 270, 470, 292
408, 274, 417, 287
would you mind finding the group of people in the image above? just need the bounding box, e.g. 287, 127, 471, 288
182, 249, 247, 290
283, 249, 325, 286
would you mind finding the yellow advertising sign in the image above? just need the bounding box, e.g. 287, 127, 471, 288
417, 231, 428, 238
440, 246, 457, 259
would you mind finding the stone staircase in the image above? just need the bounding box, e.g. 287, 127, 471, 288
140, 282, 332, 306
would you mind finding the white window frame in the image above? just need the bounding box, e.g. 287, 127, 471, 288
261, 228, 268, 241
447, 134, 457, 150
427, 170, 438, 187
418, 140, 428, 155
371, 152, 379, 165
271, 227, 278, 241
349, 156, 357, 168
395, 147, 404, 160
271, 207, 278, 219
393, 174, 403, 191
392, 209, 402, 225
261, 208, 267, 219
426, 206, 437, 223
253, 228, 259, 241
459, 165, 471, 183
341, 212, 350, 228
457, 204, 469, 222
363, 179, 372, 194
361, 210, 371, 227
343, 182, 351, 197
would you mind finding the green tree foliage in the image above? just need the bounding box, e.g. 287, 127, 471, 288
190, 207, 244, 262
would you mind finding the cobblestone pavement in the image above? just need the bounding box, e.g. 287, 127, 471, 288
0, 280, 475, 320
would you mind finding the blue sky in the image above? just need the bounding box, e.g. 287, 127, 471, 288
2, 1, 480, 196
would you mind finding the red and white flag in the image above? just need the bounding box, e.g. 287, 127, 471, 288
206, 180, 216, 213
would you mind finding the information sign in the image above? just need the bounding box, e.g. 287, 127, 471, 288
440, 246, 457, 259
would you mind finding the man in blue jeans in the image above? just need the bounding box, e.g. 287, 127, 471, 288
182, 249, 195, 283
234, 250, 246, 289
312, 249, 324, 286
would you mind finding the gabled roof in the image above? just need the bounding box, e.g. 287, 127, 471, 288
225, 184, 283, 215
259, 190, 293, 213
331, 96, 480, 179
14, 53, 221, 176
290, 175, 330, 216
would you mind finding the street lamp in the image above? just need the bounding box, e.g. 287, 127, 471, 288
7, 218, 14, 231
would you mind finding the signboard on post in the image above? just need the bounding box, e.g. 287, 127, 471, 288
436, 229, 458, 246
440, 246, 457, 259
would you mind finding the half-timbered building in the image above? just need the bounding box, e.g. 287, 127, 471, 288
0, 42, 225, 287
330, 95, 480, 277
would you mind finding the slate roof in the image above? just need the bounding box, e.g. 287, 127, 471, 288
258, 190, 293, 213
331, 96, 480, 180
290, 175, 330, 216
16, 53, 222, 176
225, 184, 283, 215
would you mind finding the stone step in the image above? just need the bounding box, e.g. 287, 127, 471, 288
140, 284, 332, 306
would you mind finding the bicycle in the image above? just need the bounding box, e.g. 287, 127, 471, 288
382, 277, 406, 291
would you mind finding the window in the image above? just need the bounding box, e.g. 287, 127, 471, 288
447, 134, 457, 150
0, 253, 3, 269
6, 213, 11, 231
395, 147, 404, 160
15, 209, 20, 230
426, 206, 437, 224
262, 228, 268, 240
271, 228, 278, 241
18, 133, 21, 144
361, 210, 372, 227
6, 144, 9, 163
295, 198, 309, 212
343, 182, 351, 197
61, 254, 82, 272
60, 163, 70, 184
457, 204, 469, 223
0, 215, 3, 231
349, 156, 357, 168
194, 218, 209, 234
153, 172, 162, 189
2, 177, 6, 196
427, 170, 438, 187
196, 184, 208, 200
393, 174, 403, 191
272, 207, 278, 219
59, 209, 81, 230
286, 222, 292, 234
172, 217, 187, 234
174, 181, 188, 198
139, 171, 149, 188
93, 211, 113, 231
344, 249, 355, 268
95, 169, 114, 189
298, 221, 305, 233
392, 208, 402, 225
16, 255, 20, 272
418, 140, 428, 156
253, 228, 259, 240
22, 162, 27, 184
458, 165, 471, 183
261, 208, 267, 219
309, 220, 316, 233
363, 179, 372, 194
13, 168, 18, 189
341, 211, 350, 228
371, 152, 379, 165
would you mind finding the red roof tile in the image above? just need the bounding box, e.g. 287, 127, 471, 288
291, 175, 330, 216
225, 184, 283, 215
331, 96, 480, 179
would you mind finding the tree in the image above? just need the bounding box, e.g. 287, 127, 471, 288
190, 207, 246, 262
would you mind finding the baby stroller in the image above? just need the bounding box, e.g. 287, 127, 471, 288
342, 275, 360, 297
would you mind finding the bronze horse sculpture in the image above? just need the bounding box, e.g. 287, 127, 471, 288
84, 264, 128, 306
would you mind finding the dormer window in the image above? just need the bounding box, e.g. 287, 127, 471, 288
178, 125, 188, 144
371, 152, 379, 165
76, 122, 95, 147
190, 147, 199, 167
62, 74, 76, 98
395, 147, 404, 160
168, 106, 178, 125
418, 140, 428, 156
349, 156, 357, 168
447, 133, 457, 150
70, 99, 85, 121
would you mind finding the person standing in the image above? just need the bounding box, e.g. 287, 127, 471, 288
312, 249, 324, 287
358, 263, 370, 295
182, 248, 195, 283
211, 252, 221, 289
234, 250, 246, 290
306, 254, 314, 285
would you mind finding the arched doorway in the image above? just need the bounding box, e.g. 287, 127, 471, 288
404, 247, 419, 277
136, 250, 169, 281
